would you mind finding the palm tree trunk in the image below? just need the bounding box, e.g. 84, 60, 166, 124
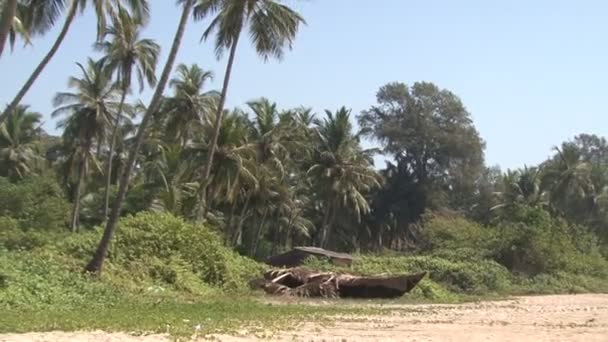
0, 0, 17, 58
232, 195, 250, 246
70, 160, 86, 233
318, 201, 332, 248
251, 208, 268, 257
95, 140, 103, 160
197, 31, 242, 221
103, 89, 127, 219
324, 204, 338, 249
85, 0, 195, 274
225, 199, 238, 244
0, 0, 79, 122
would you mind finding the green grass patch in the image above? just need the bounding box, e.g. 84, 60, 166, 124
0, 297, 377, 338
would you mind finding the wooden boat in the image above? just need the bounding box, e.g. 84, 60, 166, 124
260, 267, 427, 299
337, 272, 427, 298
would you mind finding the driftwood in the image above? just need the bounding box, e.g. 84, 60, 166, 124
259, 267, 426, 299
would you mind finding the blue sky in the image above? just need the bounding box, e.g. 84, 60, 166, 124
1, 0, 607, 170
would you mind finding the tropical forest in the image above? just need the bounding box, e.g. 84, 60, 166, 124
0, 1, 607, 341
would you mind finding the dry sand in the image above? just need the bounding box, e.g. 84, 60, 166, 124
2, 294, 607, 342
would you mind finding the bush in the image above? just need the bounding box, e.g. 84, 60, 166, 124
419, 213, 496, 259
513, 272, 608, 295
106, 212, 264, 291
0, 250, 119, 309
1, 212, 267, 309
491, 205, 608, 276
0, 217, 51, 251
0, 176, 70, 231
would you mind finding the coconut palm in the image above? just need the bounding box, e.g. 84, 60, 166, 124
0, 0, 26, 56
247, 98, 291, 175
163, 63, 218, 146
0, 104, 42, 179
0, 0, 20, 56
308, 107, 382, 248
1, 0, 149, 122
143, 143, 198, 215
85, 0, 197, 274
542, 145, 594, 211
0, 0, 67, 57
52, 58, 120, 232
491, 166, 548, 211
192, 0, 306, 220
188, 109, 256, 216
96, 6, 159, 219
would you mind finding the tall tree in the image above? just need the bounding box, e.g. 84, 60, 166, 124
85, 0, 196, 274
542, 144, 594, 223
308, 107, 381, 248
162, 63, 217, 146
359, 82, 485, 245
96, 5, 159, 219
0, 0, 149, 122
192, 0, 306, 220
52, 58, 120, 231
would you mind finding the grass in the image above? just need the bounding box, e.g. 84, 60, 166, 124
0, 295, 381, 339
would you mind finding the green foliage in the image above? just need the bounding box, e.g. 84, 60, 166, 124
1, 211, 266, 310
353, 255, 511, 294
0, 249, 119, 309
0, 218, 50, 251
419, 212, 495, 258
513, 272, 608, 295
0, 176, 70, 231
491, 205, 608, 276
107, 212, 264, 291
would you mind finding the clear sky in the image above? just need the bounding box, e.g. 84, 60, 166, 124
1, 0, 607, 170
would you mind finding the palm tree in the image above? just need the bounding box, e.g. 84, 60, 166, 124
144, 143, 198, 215
193, 0, 306, 220
247, 98, 291, 175
0, 104, 42, 179
0, 0, 19, 57
0, 0, 67, 57
96, 6, 159, 219
0, 0, 149, 122
543, 145, 593, 209
52, 58, 120, 232
308, 107, 382, 248
491, 166, 548, 211
85, 0, 197, 274
541, 144, 595, 224
163, 63, 217, 146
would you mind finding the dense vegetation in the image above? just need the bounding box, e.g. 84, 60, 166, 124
1, 0, 608, 336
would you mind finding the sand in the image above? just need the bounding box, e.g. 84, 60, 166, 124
2, 294, 607, 341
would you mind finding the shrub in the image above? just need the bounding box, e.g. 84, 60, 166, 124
0, 176, 70, 231
0, 217, 50, 251
419, 213, 496, 259
491, 205, 608, 276
0, 250, 119, 309
106, 212, 264, 291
